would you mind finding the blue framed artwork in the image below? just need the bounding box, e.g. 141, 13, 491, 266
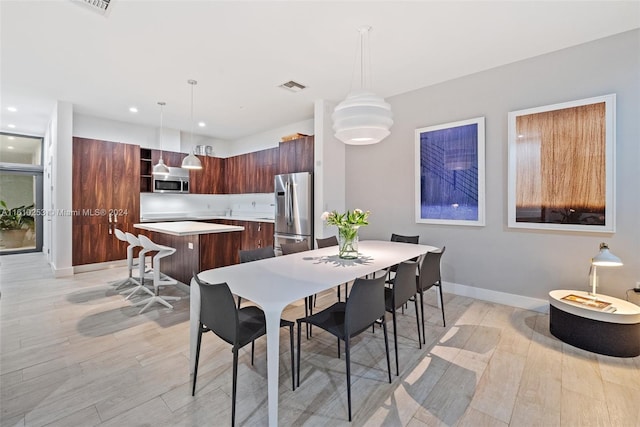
415, 117, 485, 226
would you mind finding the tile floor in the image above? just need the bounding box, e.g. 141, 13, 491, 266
1, 253, 639, 426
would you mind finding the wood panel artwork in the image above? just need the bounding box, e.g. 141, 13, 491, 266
508, 94, 615, 232
515, 103, 605, 223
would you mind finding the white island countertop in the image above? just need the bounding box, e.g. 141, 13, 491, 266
134, 221, 244, 236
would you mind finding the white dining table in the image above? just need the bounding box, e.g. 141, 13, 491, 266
190, 239, 438, 426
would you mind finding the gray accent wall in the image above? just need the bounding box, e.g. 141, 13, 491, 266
348, 29, 639, 301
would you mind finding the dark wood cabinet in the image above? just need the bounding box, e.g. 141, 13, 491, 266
151, 149, 186, 168
190, 155, 225, 194
72, 138, 140, 266
279, 136, 314, 174
213, 220, 274, 253
140, 149, 190, 193
226, 147, 279, 194
140, 148, 153, 192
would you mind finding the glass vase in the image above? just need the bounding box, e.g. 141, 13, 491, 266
338, 225, 359, 259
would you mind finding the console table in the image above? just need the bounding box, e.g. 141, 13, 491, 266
549, 290, 640, 357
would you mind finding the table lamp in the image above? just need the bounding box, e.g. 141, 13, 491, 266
590, 242, 623, 297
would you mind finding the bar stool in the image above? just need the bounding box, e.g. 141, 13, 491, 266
131, 234, 181, 314
113, 229, 140, 290
123, 233, 154, 300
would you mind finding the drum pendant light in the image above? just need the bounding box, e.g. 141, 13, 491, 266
152, 101, 170, 175
182, 79, 203, 170
332, 26, 393, 145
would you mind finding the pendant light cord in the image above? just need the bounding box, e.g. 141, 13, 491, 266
158, 101, 165, 158
188, 79, 197, 150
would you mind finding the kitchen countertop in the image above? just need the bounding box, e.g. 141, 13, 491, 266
139, 214, 275, 223
134, 221, 244, 236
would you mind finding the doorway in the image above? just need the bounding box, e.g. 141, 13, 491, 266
0, 134, 44, 254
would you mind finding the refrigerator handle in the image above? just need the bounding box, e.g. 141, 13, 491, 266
285, 180, 293, 226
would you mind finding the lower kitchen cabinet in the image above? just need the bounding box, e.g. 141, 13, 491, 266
215, 220, 274, 253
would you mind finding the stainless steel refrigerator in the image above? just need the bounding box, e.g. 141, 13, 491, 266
274, 172, 313, 254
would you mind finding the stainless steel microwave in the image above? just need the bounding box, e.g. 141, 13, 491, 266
153, 167, 190, 193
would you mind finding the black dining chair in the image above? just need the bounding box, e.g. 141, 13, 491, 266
385, 260, 422, 375
296, 274, 392, 422
280, 240, 310, 255
417, 247, 447, 343
383, 233, 420, 282
316, 236, 348, 301
281, 240, 314, 337
191, 274, 295, 426
236, 247, 275, 308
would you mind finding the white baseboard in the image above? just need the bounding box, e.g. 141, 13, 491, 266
52, 264, 74, 278
444, 281, 549, 314
73, 259, 128, 274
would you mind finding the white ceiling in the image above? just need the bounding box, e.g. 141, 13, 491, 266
1, 1, 639, 142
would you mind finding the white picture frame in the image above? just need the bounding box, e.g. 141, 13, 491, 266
415, 117, 485, 226
507, 94, 616, 233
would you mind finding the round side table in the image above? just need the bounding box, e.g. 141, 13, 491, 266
548, 290, 640, 357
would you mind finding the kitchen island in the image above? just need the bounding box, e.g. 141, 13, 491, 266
134, 221, 244, 284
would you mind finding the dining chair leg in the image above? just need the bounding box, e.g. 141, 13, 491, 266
337, 337, 341, 358
232, 347, 239, 427
251, 340, 255, 365
438, 284, 446, 327
289, 324, 295, 391
191, 326, 203, 396
382, 318, 392, 384
419, 289, 426, 344
296, 319, 302, 388
392, 310, 399, 376
345, 337, 352, 422
414, 295, 422, 349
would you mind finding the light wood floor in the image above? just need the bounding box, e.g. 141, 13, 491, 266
1, 253, 639, 427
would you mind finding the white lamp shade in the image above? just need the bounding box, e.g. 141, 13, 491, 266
152, 157, 170, 175
181, 152, 202, 169
332, 90, 393, 145
592, 243, 623, 266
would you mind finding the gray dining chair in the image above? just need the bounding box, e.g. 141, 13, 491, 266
417, 247, 447, 343
281, 240, 314, 337
316, 236, 348, 301
385, 260, 422, 375
236, 247, 275, 308
191, 274, 295, 426
296, 274, 392, 422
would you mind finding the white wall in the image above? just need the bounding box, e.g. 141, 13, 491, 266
74, 113, 227, 154
313, 99, 345, 241
347, 29, 640, 301
224, 119, 314, 157
50, 101, 74, 277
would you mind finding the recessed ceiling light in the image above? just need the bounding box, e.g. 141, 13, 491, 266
198, 122, 206, 127
129, 107, 138, 113
7, 146, 15, 150
7, 124, 16, 128
8, 136, 15, 140
7, 107, 17, 112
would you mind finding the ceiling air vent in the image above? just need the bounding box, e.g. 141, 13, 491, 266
71, 0, 113, 15
279, 81, 307, 93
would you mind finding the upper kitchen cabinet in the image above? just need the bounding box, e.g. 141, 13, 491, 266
140, 148, 188, 193
226, 147, 279, 194
190, 155, 225, 194
278, 135, 314, 174
150, 149, 186, 168
72, 138, 140, 266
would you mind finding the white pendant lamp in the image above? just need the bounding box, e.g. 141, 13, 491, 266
181, 79, 203, 170
332, 26, 393, 145
152, 101, 170, 175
